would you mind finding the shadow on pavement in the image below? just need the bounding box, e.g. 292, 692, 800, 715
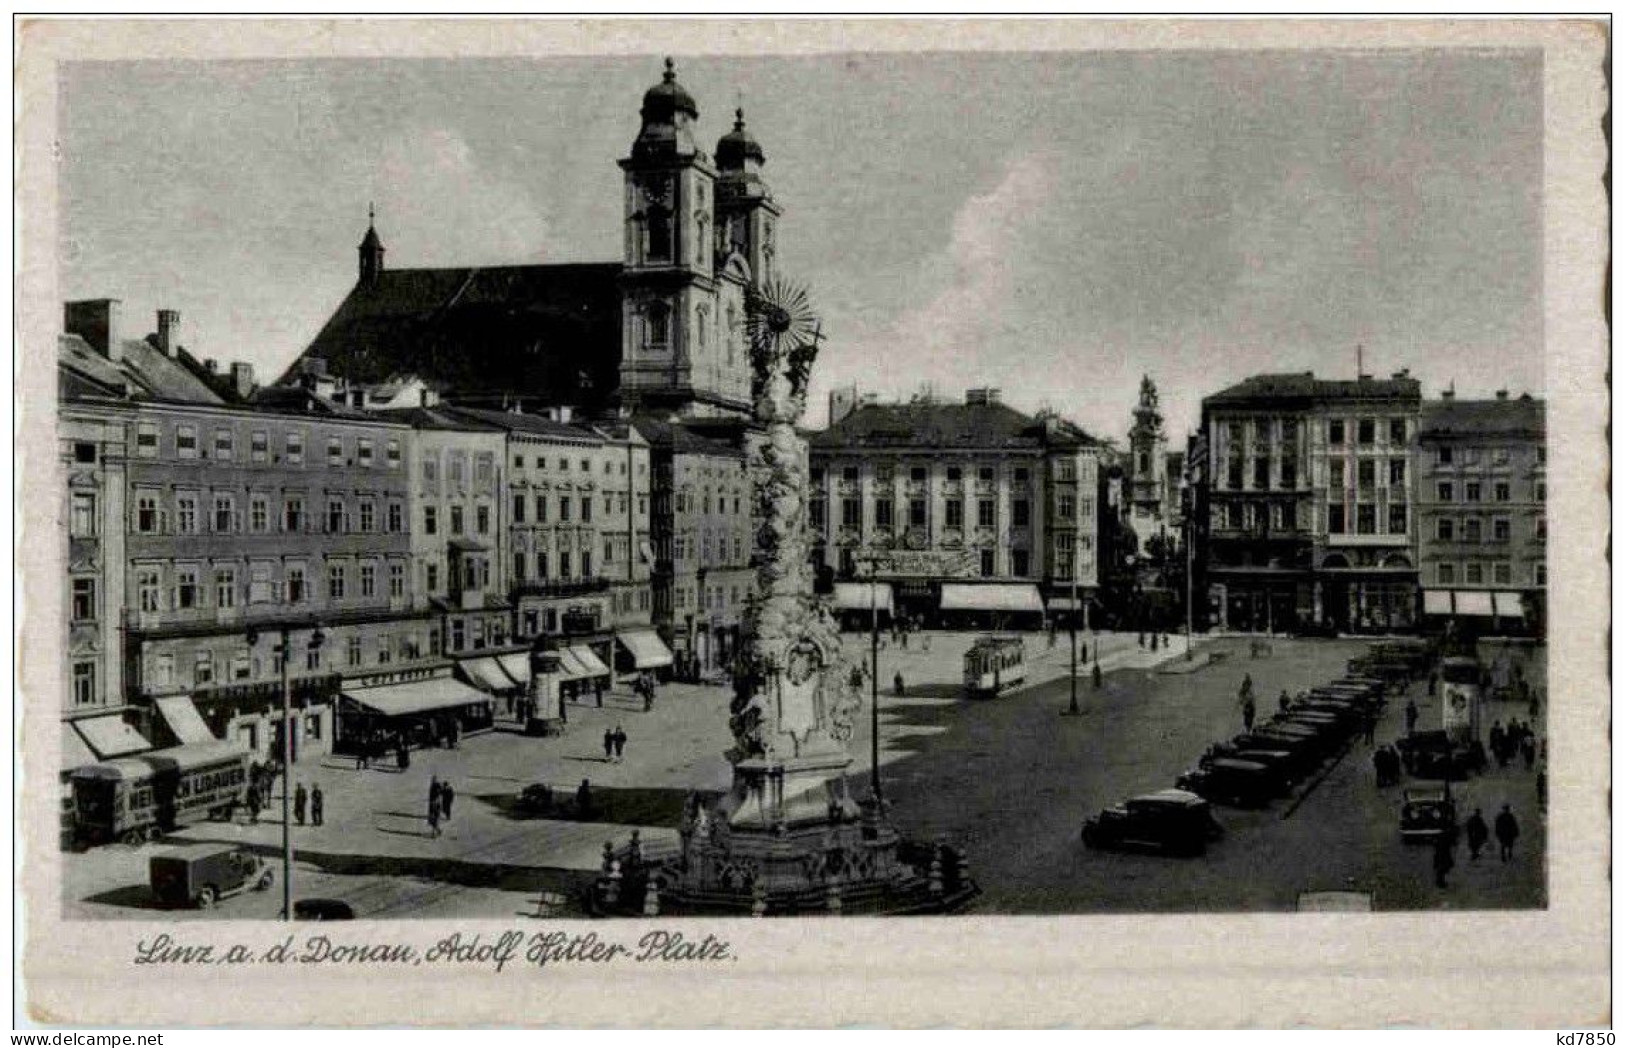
474, 785, 708, 827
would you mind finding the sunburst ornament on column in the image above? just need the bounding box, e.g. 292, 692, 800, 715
745, 276, 822, 418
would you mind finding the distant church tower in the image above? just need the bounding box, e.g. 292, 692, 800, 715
1127, 375, 1169, 548
358, 204, 385, 285
616, 59, 754, 418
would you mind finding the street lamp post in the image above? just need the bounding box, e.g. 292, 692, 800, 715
1185, 510, 1195, 659
1067, 572, 1079, 715
869, 567, 881, 805
251, 622, 324, 921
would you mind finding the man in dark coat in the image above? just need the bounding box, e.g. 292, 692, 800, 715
293, 783, 307, 826
894, 672, 905, 697
310, 785, 324, 827
1489, 721, 1506, 765
1092, 662, 1102, 690
429, 777, 442, 818
441, 781, 455, 822
603, 727, 615, 762
1241, 695, 1256, 733
1464, 808, 1489, 861
1494, 804, 1520, 862
426, 794, 441, 839
612, 725, 627, 762
576, 778, 593, 819
1405, 699, 1420, 736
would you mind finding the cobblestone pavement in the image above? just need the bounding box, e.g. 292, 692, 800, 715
61, 632, 1543, 917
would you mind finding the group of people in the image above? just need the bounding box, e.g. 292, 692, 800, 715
1435, 804, 1522, 887
291, 782, 325, 827
1488, 718, 1539, 770
602, 725, 629, 763
426, 776, 456, 838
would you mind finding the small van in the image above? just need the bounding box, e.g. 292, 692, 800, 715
149, 844, 272, 909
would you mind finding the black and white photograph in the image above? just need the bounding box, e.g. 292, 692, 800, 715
17, 17, 1609, 1029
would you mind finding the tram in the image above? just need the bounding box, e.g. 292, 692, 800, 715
70, 742, 251, 846
963, 635, 1027, 697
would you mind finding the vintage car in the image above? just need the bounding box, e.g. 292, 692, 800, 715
1397, 730, 1486, 780
149, 844, 273, 909
1207, 742, 1311, 784
1400, 787, 1458, 843
1176, 758, 1283, 808
1081, 789, 1223, 857
1250, 724, 1338, 762
294, 898, 356, 921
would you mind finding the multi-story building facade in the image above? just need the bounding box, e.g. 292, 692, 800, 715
809, 388, 1105, 626
1200, 371, 1421, 633
1416, 392, 1546, 631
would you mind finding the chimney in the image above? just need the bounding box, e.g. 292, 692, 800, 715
64, 299, 123, 361
966, 388, 991, 406
230, 362, 255, 399
1495, 389, 1509, 401
204, 358, 218, 374
155, 309, 180, 357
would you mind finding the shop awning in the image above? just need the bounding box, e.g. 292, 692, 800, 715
75, 741, 250, 781
1046, 596, 1088, 611
61, 722, 98, 773
154, 697, 218, 746
497, 653, 532, 687
343, 677, 492, 718
570, 645, 611, 678
1491, 592, 1524, 618
1454, 590, 1495, 617
73, 714, 152, 760
831, 582, 894, 613
617, 629, 674, 670
1422, 590, 1454, 615
939, 583, 1045, 614
459, 657, 519, 693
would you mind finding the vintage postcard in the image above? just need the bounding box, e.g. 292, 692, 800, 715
15, 17, 1609, 1028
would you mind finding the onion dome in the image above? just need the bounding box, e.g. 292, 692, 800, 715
640, 57, 699, 123
716, 108, 766, 170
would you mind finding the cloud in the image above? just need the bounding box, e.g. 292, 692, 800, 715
841, 152, 1060, 381
372, 126, 552, 265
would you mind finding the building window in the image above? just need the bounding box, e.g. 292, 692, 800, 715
844, 465, 862, 482
1269, 504, 1283, 530
1328, 503, 1346, 534
387, 502, 403, 533
386, 441, 401, 468
1437, 482, 1454, 503
910, 466, 927, 483
424, 505, 438, 535
359, 500, 375, 533
1464, 518, 1482, 543
1014, 467, 1029, 484
1536, 516, 1547, 541
250, 431, 268, 462
70, 577, 96, 622
535, 494, 548, 523
1436, 446, 1453, 466
176, 567, 199, 610
137, 569, 161, 613
559, 497, 571, 523
582, 551, 593, 578
248, 495, 269, 533
328, 563, 345, 600
1492, 562, 1512, 586
1389, 459, 1406, 487
176, 425, 199, 459
477, 505, 491, 534
979, 549, 995, 577
286, 565, 306, 603
425, 562, 440, 592
1388, 504, 1407, 535
476, 455, 494, 485
1465, 482, 1482, 503
1465, 563, 1484, 585
1494, 481, 1511, 502
1253, 456, 1270, 490
536, 552, 548, 579
646, 302, 670, 347
69, 491, 97, 537
194, 652, 214, 686
377, 636, 392, 664
1438, 563, 1456, 585
909, 499, 927, 527
327, 437, 343, 465
1357, 419, 1375, 446
360, 563, 377, 598
1057, 461, 1076, 483
1281, 502, 1297, 530
284, 497, 305, 533
559, 551, 572, 578
978, 466, 995, 483
1328, 420, 1345, 445
977, 499, 995, 528
1281, 457, 1298, 488
1536, 482, 1546, 502
423, 456, 439, 483
1328, 460, 1345, 491
1389, 419, 1406, 444
810, 500, 826, 530
388, 561, 405, 599
1436, 518, 1455, 542
1012, 499, 1030, 527
176, 495, 198, 534
1012, 549, 1029, 576
72, 661, 96, 706
512, 494, 526, 523
1357, 459, 1376, 492
514, 552, 527, 582
840, 498, 861, 528
874, 499, 893, 528
214, 428, 234, 461
451, 505, 464, 535
214, 568, 235, 608
136, 423, 158, 457
249, 563, 273, 603
1536, 564, 1547, 586
1058, 495, 1074, 522
346, 636, 362, 667
1493, 518, 1511, 542
579, 499, 591, 524
286, 432, 304, 464
944, 499, 963, 528
327, 499, 345, 534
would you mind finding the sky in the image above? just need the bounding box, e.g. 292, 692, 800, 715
58, 49, 1543, 440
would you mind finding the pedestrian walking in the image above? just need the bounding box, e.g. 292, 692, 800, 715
1520, 734, 1536, 771
246, 784, 261, 824
1279, 689, 1291, 714
576, 778, 594, 819
643, 681, 655, 713
603, 727, 615, 762
441, 781, 455, 822
429, 776, 442, 817
1241, 695, 1256, 733
427, 795, 442, 839
293, 783, 307, 826
595, 679, 605, 708
1137, 631, 1146, 649
398, 741, 411, 771
1465, 808, 1489, 861
894, 672, 905, 697
1432, 828, 1456, 888
1362, 710, 1376, 746
1405, 699, 1419, 736
1240, 673, 1254, 700
613, 725, 627, 762
1092, 662, 1102, 689
1149, 633, 1159, 652
1489, 720, 1505, 765
310, 785, 324, 827
1494, 804, 1520, 862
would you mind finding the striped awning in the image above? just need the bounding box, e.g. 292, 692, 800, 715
940, 583, 1045, 614
73, 714, 152, 760
570, 645, 611, 678
832, 582, 894, 613
343, 677, 492, 717
497, 653, 532, 686
459, 657, 519, 693
61, 722, 98, 773
1491, 592, 1524, 618
154, 697, 218, 746
616, 629, 674, 670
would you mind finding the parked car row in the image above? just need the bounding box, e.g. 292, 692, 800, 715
1081, 664, 1392, 858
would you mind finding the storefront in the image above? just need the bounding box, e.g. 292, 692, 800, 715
336, 666, 495, 755
1421, 589, 1532, 636
937, 582, 1046, 631
830, 582, 895, 632
615, 628, 675, 679
456, 653, 525, 716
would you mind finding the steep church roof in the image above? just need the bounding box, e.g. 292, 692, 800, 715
285, 262, 625, 410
